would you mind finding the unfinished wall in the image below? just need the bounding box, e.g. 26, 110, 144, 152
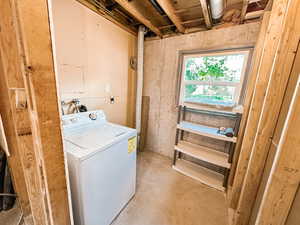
143, 23, 261, 158
50, 0, 136, 126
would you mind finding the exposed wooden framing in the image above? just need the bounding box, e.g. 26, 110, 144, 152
0, 0, 72, 225
0, 1, 47, 224
228, 12, 270, 197
174, 4, 202, 14
15, 0, 72, 224
240, 0, 249, 22
199, 0, 212, 28
229, 0, 286, 210
181, 18, 205, 25
254, 76, 300, 225
155, 0, 185, 33
232, 0, 300, 224
0, 58, 33, 223
114, 0, 163, 37
245, 10, 264, 20
76, 0, 137, 36
159, 18, 204, 29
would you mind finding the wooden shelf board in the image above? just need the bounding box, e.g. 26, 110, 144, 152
173, 160, 225, 191
182, 102, 244, 114
175, 141, 231, 168
177, 121, 237, 143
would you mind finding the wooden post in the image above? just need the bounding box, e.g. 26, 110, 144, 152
0, 0, 72, 225
199, 0, 212, 28
229, 0, 287, 211
232, 0, 300, 224
254, 76, 300, 225
228, 12, 270, 204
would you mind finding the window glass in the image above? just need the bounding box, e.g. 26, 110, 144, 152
185, 54, 246, 82
181, 51, 249, 107
185, 84, 236, 107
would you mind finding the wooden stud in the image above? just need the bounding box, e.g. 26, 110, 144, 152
0, 59, 33, 223
230, 0, 286, 210
155, 0, 185, 33
228, 12, 270, 200
15, 0, 72, 224
199, 0, 212, 28
240, 0, 249, 22
0, 0, 72, 224
174, 4, 202, 14
254, 76, 300, 225
114, 0, 163, 37
140, 96, 150, 151
233, 0, 300, 224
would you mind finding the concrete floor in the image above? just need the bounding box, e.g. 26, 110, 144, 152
112, 151, 228, 225
0, 204, 23, 225
1, 151, 228, 225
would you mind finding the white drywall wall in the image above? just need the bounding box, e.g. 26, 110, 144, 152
50, 0, 136, 125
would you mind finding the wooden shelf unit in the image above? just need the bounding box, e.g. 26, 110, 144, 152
175, 141, 231, 168
172, 105, 242, 191
177, 121, 237, 143
173, 159, 225, 191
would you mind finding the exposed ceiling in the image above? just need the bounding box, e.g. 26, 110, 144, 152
78, 0, 269, 37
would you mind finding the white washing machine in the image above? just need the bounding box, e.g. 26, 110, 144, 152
62, 110, 137, 225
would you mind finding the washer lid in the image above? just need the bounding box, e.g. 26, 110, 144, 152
64, 123, 128, 150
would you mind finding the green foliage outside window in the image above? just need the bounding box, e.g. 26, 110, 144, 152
184, 55, 240, 106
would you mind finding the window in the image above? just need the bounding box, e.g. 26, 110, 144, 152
179, 49, 250, 108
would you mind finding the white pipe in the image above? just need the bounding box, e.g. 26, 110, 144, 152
209, 0, 224, 20
136, 26, 146, 136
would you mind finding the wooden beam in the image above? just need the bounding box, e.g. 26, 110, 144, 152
114, 0, 163, 37
140, 96, 150, 151
228, 12, 270, 202
15, 0, 73, 224
175, 4, 202, 14
199, 0, 212, 28
240, 0, 249, 22
245, 10, 264, 20
0, 59, 33, 224
254, 76, 300, 225
155, 0, 185, 33
232, 0, 300, 224
76, 0, 137, 36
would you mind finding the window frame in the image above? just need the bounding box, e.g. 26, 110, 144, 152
177, 48, 253, 109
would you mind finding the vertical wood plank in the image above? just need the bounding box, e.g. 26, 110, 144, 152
230, 0, 287, 212
228, 12, 271, 193
140, 96, 150, 151
233, 0, 300, 224
15, 0, 72, 224
254, 76, 300, 225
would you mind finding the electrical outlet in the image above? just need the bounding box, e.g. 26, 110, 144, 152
110, 96, 115, 104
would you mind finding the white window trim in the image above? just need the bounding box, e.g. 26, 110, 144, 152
179, 50, 250, 108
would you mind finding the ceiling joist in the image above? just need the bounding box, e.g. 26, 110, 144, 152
155, 0, 185, 33
199, 0, 213, 28
76, 0, 137, 35
241, 0, 249, 22
114, 0, 163, 37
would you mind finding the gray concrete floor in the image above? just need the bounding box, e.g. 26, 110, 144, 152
0, 151, 228, 225
0, 204, 23, 225
112, 151, 228, 225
